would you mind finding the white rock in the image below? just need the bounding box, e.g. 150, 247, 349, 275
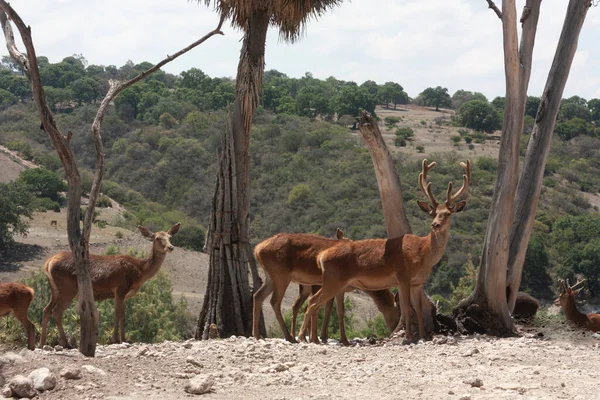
54, 345, 64, 352
60, 367, 82, 380
0, 352, 26, 364
8, 375, 36, 398
82, 365, 106, 376
42, 345, 53, 351
28, 367, 57, 391
184, 374, 215, 395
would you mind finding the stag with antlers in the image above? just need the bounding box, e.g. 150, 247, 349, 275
298, 159, 470, 344
555, 278, 600, 332
40, 223, 180, 347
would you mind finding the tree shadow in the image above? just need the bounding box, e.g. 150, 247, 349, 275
0, 243, 46, 273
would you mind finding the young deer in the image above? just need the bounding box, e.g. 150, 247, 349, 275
253, 229, 399, 345
299, 159, 470, 344
40, 223, 180, 347
555, 278, 600, 332
0, 282, 35, 350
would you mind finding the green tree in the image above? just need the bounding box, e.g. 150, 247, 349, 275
451, 90, 488, 109
587, 98, 600, 122
456, 100, 502, 133
69, 77, 102, 104
558, 101, 590, 121
420, 86, 451, 111
525, 96, 541, 118
554, 117, 595, 140
491, 96, 505, 110
0, 87, 16, 108
377, 82, 408, 109
0, 181, 35, 250
17, 168, 67, 201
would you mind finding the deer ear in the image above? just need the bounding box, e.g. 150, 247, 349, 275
168, 222, 181, 235
417, 200, 432, 214
335, 228, 344, 240
138, 225, 155, 238
452, 200, 467, 213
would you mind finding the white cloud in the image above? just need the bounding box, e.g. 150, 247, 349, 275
1, 0, 599, 100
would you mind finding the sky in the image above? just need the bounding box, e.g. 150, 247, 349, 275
3, 0, 600, 100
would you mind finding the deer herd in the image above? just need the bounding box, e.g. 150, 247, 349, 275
1, 159, 599, 352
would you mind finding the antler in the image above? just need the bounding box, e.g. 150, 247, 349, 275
446, 160, 471, 208
419, 159, 439, 207
559, 279, 567, 293
569, 277, 586, 291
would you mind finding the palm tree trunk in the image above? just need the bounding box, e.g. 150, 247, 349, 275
506, 0, 589, 311
198, 9, 269, 338
231, 9, 269, 293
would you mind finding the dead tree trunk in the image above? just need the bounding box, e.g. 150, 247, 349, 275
196, 119, 253, 339
357, 111, 437, 335
506, 0, 590, 311
455, 0, 540, 336
0, 2, 225, 355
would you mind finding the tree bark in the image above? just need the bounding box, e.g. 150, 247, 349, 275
0, 3, 225, 354
357, 111, 437, 335
456, 0, 540, 336
231, 9, 269, 294
196, 118, 253, 339
506, 0, 589, 312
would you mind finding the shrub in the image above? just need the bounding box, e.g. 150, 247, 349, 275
420, 120, 426, 125
458, 128, 469, 137
416, 145, 425, 153
115, 231, 124, 239
384, 116, 400, 126
34, 197, 60, 211
105, 244, 120, 255
394, 137, 407, 147
456, 100, 502, 133
464, 136, 473, 144
0, 270, 192, 347
451, 135, 461, 145
395, 127, 414, 141
159, 112, 178, 129
97, 195, 111, 208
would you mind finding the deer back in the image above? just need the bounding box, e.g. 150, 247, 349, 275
587, 313, 600, 332
0, 282, 34, 314
255, 233, 345, 275
45, 252, 148, 294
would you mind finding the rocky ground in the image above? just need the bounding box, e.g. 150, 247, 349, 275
1, 325, 600, 400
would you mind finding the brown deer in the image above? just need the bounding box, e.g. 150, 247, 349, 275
253, 229, 399, 345
554, 278, 600, 332
40, 223, 180, 347
298, 159, 470, 344
0, 282, 36, 350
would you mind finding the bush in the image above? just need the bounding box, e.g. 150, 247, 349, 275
0, 270, 193, 348
464, 136, 473, 144
34, 197, 60, 211
456, 100, 501, 133
451, 135, 461, 145
384, 116, 400, 126
416, 145, 425, 153
395, 127, 414, 141
394, 137, 407, 147
98, 195, 111, 208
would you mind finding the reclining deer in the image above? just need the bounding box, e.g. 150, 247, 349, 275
298, 159, 470, 344
253, 229, 399, 345
555, 278, 600, 332
40, 223, 180, 347
0, 282, 36, 350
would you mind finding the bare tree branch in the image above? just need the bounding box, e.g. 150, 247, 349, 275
83, 12, 227, 243
486, 0, 503, 19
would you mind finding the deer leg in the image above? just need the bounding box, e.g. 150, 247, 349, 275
252, 275, 274, 340
113, 294, 125, 344
308, 296, 320, 345
14, 310, 35, 350
40, 295, 58, 347
292, 285, 311, 341
269, 276, 295, 343
52, 298, 73, 348
397, 280, 414, 344
335, 292, 350, 346
412, 284, 427, 341
298, 279, 346, 343
120, 301, 127, 343
320, 297, 334, 343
